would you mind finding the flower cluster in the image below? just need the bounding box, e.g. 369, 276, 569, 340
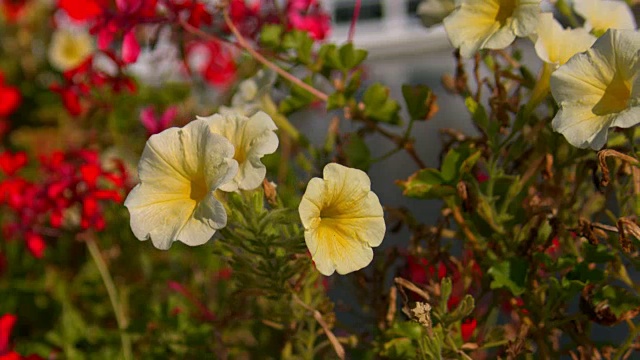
441, 0, 640, 149
125, 110, 278, 250
0, 149, 128, 258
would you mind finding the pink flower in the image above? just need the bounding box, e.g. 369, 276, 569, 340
121, 29, 140, 64
286, 0, 331, 40
140, 106, 177, 135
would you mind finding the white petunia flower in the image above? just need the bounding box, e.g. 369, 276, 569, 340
574, 0, 636, 35
550, 29, 640, 149
533, 13, 596, 67
124, 119, 239, 250
299, 163, 386, 276
197, 111, 278, 192
219, 69, 277, 116
443, 0, 541, 58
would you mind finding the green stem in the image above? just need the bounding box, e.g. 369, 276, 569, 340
614, 321, 640, 360
86, 235, 132, 360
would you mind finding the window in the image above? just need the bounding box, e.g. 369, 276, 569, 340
334, 0, 383, 24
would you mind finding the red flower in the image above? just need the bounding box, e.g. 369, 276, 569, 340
460, 317, 477, 342
1, 0, 28, 22
286, 0, 331, 40
0, 74, 21, 117
188, 41, 237, 86
121, 29, 141, 64
0, 152, 27, 177
140, 105, 177, 136
58, 0, 104, 21
25, 232, 45, 258
0, 314, 16, 355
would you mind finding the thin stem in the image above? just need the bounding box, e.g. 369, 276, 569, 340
85, 233, 132, 360
348, 0, 361, 42
220, 11, 329, 102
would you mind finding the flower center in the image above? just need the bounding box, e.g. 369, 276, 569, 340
189, 176, 208, 201
495, 0, 517, 25
592, 71, 631, 116
62, 40, 81, 61
234, 145, 248, 164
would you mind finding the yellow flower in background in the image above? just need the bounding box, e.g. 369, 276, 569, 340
48, 29, 94, 71
534, 13, 596, 67
124, 119, 239, 250
550, 29, 640, 150
299, 163, 386, 276
443, 0, 541, 58
574, 0, 636, 35
197, 111, 278, 192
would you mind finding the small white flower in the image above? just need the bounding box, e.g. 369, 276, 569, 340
443, 0, 542, 58
533, 13, 596, 67
124, 119, 238, 250
574, 0, 636, 35
550, 29, 640, 149
49, 29, 94, 71
219, 70, 277, 116
197, 111, 278, 192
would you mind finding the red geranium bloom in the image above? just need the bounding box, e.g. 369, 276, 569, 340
460, 317, 477, 342
286, 0, 331, 40
0, 151, 27, 177
1, 0, 28, 22
0, 73, 21, 117
57, 0, 105, 21
188, 41, 237, 86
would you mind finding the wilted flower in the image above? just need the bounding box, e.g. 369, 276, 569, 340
551, 29, 640, 149
48, 29, 94, 71
298, 163, 385, 276
533, 13, 596, 67
443, 0, 541, 58
417, 0, 456, 27
124, 119, 239, 250
574, 0, 636, 35
197, 111, 278, 192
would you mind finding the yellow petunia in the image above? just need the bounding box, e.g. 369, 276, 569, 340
533, 13, 596, 67
443, 0, 541, 58
299, 163, 386, 276
574, 0, 636, 36
550, 29, 640, 150
197, 111, 278, 192
48, 29, 94, 71
124, 119, 239, 250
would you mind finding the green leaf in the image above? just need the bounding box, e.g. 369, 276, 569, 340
584, 243, 616, 263
567, 262, 604, 283
327, 92, 346, 110
399, 168, 456, 199
363, 83, 401, 124
279, 77, 316, 114
592, 286, 640, 317
488, 259, 528, 295
282, 30, 313, 64
402, 84, 433, 120
339, 43, 368, 69
465, 96, 489, 130
440, 149, 462, 182
345, 134, 371, 171
259, 24, 283, 49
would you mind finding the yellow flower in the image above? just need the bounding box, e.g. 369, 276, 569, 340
124, 119, 239, 250
299, 163, 385, 276
443, 0, 541, 58
197, 111, 278, 192
48, 29, 94, 71
417, 0, 456, 27
550, 29, 640, 149
574, 0, 636, 35
533, 13, 596, 67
